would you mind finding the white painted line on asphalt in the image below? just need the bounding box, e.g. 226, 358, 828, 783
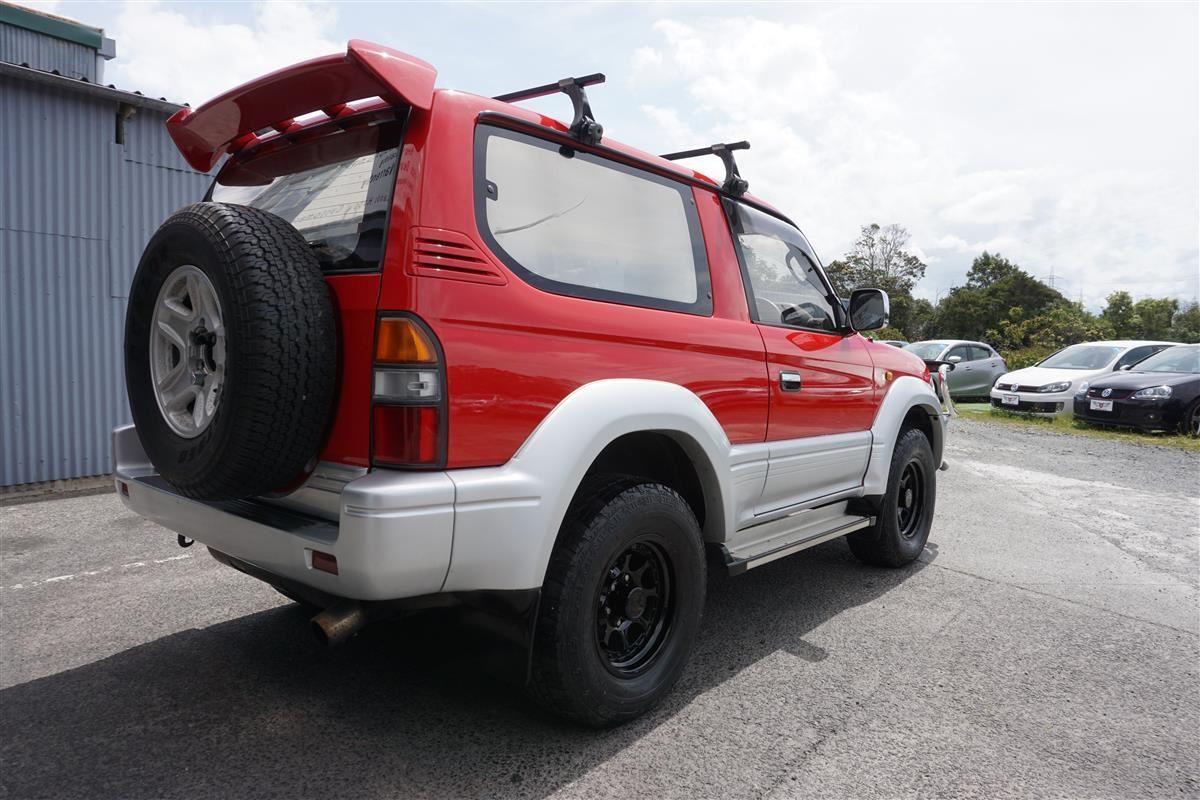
1, 553, 194, 591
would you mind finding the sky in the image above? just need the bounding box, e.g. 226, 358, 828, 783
15, 0, 1200, 310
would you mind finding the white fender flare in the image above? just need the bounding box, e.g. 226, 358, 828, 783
442, 379, 733, 593
862, 375, 945, 496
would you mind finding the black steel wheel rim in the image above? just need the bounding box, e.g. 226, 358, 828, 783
595, 538, 674, 676
896, 460, 926, 539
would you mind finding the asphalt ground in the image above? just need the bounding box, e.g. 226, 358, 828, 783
1, 418, 1197, 799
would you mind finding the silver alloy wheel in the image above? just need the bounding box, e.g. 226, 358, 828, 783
149, 265, 226, 438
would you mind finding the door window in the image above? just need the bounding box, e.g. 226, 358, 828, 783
1115, 345, 1164, 369
946, 345, 972, 362
729, 203, 841, 332
968, 345, 993, 361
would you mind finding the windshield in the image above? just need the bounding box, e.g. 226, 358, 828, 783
904, 342, 949, 360
212, 119, 402, 273
1131, 345, 1200, 374
1038, 344, 1122, 370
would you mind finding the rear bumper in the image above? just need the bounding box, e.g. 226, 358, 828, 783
113, 424, 456, 601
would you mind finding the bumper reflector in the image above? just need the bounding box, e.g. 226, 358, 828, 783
311, 550, 339, 575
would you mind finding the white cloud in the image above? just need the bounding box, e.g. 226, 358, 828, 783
105, 1, 342, 106
633, 9, 1199, 309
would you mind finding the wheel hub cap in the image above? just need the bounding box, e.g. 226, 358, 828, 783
595, 540, 673, 675
896, 461, 925, 540
149, 265, 226, 438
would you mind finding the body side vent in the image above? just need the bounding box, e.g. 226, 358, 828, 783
408, 227, 507, 285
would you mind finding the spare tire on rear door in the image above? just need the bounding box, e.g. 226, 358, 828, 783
124, 202, 337, 500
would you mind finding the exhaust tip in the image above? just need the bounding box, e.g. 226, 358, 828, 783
311, 601, 367, 647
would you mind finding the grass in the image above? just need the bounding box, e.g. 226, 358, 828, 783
954, 402, 1200, 454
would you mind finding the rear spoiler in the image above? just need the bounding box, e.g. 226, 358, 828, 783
166, 40, 436, 172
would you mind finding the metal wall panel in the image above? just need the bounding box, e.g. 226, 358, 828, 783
0, 75, 211, 485
0, 22, 96, 81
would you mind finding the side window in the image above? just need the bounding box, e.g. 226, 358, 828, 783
969, 345, 992, 361
730, 203, 840, 332
475, 126, 711, 314
946, 345, 971, 362
1115, 346, 1159, 369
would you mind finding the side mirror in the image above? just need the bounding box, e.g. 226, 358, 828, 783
1119, 364, 1133, 371
847, 288, 889, 331
947, 355, 963, 363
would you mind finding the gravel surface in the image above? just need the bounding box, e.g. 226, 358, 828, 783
1, 418, 1197, 799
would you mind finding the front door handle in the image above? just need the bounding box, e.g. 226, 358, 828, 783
780, 371, 802, 392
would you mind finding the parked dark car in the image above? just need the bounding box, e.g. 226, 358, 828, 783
1073, 344, 1200, 435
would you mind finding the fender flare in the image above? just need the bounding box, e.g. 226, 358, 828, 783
862, 375, 945, 496
442, 379, 733, 593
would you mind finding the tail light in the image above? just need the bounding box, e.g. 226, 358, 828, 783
371, 315, 445, 468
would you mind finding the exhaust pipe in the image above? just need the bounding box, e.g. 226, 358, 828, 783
312, 600, 368, 647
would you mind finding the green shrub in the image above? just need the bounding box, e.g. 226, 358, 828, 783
1001, 345, 1058, 370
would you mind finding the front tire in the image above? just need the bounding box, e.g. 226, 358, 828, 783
848, 427, 936, 567
1183, 399, 1200, 438
530, 478, 706, 727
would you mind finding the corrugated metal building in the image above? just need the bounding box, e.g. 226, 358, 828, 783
1, 3, 212, 487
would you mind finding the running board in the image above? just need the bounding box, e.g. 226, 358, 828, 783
724, 508, 874, 576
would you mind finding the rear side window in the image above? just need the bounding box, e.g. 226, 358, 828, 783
475, 126, 711, 314
968, 345, 993, 361
212, 119, 403, 274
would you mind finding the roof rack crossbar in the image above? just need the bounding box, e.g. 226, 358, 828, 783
660, 140, 751, 197
494, 73, 606, 146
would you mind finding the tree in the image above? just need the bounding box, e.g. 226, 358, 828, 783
888, 295, 934, 341
931, 266, 1067, 341
986, 303, 1112, 352
965, 251, 1020, 290
1100, 291, 1141, 339
824, 223, 926, 296
1170, 301, 1200, 343
1132, 297, 1179, 340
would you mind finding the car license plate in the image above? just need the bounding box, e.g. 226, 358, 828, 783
1090, 399, 1113, 412
1002, 394, 1019, 406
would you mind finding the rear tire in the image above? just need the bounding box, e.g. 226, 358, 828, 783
530, 477, 706, 727
124, 203, 337, 500
848, 427, 936, 567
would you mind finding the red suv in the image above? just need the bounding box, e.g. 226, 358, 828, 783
115, 41, 950, 727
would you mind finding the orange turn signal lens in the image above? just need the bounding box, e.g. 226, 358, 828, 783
376, 318, 437, 364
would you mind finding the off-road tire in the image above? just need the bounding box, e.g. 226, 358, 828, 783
847, 427, 936, 567
530, 476, 706, 727
125, 203, 336, 500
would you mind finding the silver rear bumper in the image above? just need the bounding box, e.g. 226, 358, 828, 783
113, 425, 455, 601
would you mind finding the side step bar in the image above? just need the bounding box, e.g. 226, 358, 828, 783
724, 506, 874, 576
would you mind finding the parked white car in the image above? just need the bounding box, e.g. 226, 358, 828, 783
990, 340, 1179, 415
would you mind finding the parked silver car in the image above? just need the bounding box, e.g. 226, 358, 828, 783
905, 340, 1008, 397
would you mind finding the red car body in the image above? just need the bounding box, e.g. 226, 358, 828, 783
167, 40, 928, 474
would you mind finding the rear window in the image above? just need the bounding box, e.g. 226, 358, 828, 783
211, 119, 403, 273
474, 126, 711, 315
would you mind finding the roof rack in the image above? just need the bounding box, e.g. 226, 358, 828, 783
659, 141, 751, 197
494, 73, 605, 146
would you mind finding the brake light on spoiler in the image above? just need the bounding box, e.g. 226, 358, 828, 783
165, 40, 437, 172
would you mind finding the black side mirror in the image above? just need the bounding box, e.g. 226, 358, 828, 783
848, 288, 889, 331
